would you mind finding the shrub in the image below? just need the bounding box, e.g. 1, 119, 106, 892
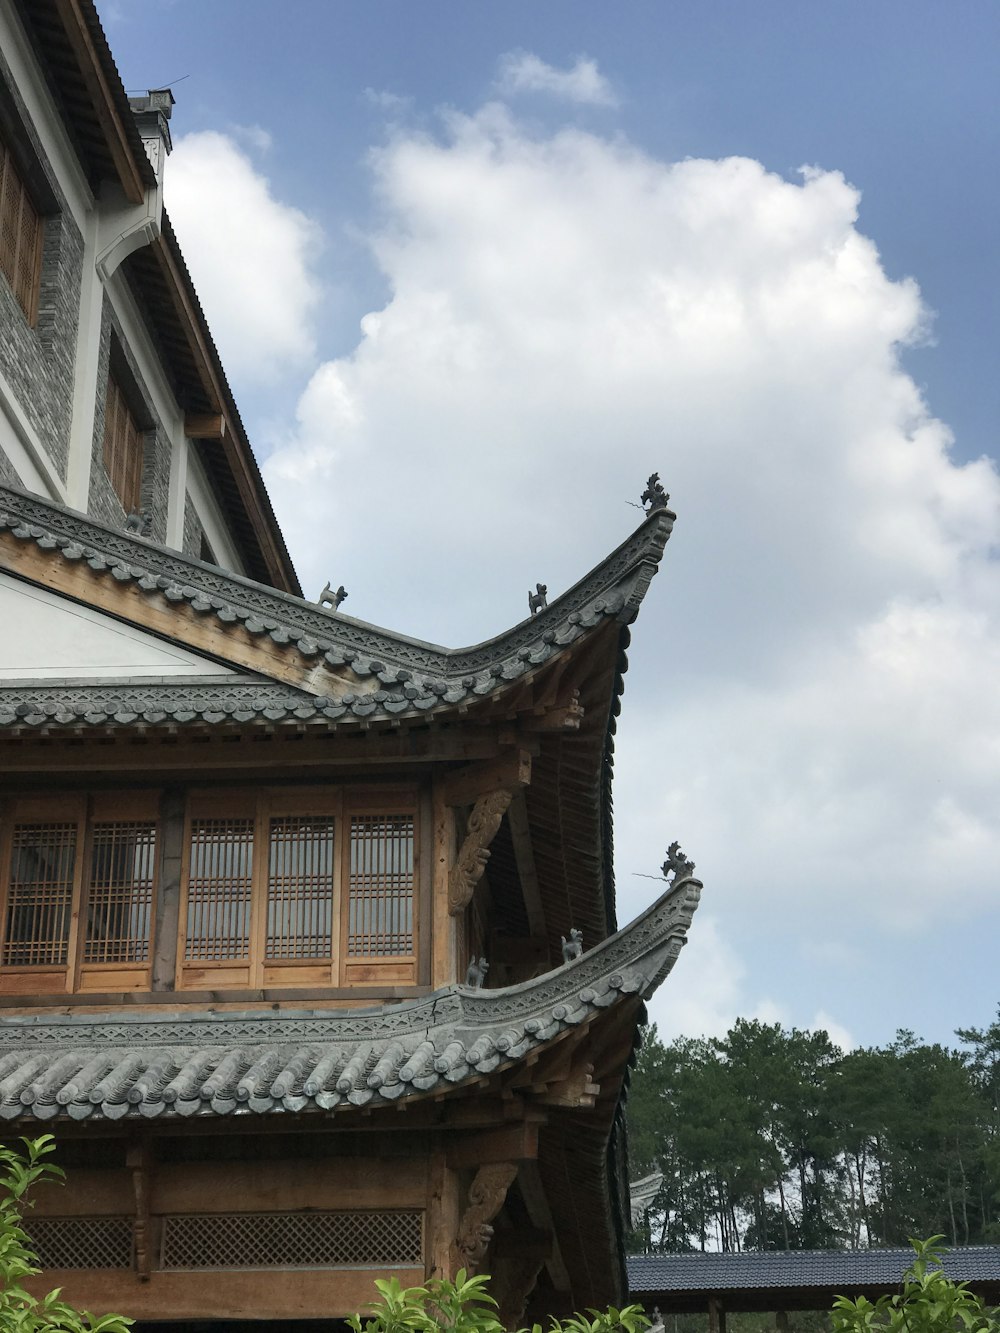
832, 1237, 1000, 1333
0, 1135, 131, 1333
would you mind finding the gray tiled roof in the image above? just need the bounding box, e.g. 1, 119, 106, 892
627, 1247, 1000, 1291
0, 483, 674, 729
0, 875, 699, 1123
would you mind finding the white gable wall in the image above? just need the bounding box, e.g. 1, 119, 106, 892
0, 571, 233, 681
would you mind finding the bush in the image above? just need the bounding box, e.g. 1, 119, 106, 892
348, 1268, 651, 1333
0, 1136, 131, 1333
832, 1237, 1000, 1333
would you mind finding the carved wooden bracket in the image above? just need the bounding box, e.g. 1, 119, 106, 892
451, 1161, 518, 1273
448, 788, 514, 916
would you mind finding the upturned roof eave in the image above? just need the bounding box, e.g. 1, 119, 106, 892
0, 874, 700, 1124
0, 483, 675, 730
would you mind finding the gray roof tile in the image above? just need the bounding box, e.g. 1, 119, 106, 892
0, 875, 699, 1124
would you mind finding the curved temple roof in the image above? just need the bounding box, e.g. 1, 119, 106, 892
0, 483, 674, 729
0, 874, 700, 1123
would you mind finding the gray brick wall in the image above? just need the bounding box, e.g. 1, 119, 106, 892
182, 489, 204, 558
88, 297, 174, 543
0, 50, 82, 485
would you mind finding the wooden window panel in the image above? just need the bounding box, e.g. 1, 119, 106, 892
342, 802, 418, 987
0, 129, 42, 323
102, 373, 144, 513
178, 792, 256, 989
0, 795, 86, 994
265, 815, 336, 960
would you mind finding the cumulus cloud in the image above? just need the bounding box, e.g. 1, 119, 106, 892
496, 51, 618, 107
258, 100, 1000, 1042
165, 131, 320, 380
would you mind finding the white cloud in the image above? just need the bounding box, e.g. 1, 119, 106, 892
496, 51, 618, 107
252, 102, 1000, 1043
165, 131, 320, 381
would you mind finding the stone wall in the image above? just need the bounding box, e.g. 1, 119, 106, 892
0, 47, 82, 484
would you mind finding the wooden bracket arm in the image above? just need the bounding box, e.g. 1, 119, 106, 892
451, 1161, 518, 1274
448, 788, 514, 916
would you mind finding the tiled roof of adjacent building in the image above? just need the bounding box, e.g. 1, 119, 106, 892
627, 1247, 1000, 1291
0, 875, 699, 1123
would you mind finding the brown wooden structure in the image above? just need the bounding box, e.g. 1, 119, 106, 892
0, 481, 699, 1326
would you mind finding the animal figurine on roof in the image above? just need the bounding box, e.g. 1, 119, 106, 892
124, 508, 150, 537
318, 582, 348, 611
465, 956, 489, 989
561, 928, 583, 964
528, 582, 548, 615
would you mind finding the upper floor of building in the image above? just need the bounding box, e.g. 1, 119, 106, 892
0, 0, 299, 594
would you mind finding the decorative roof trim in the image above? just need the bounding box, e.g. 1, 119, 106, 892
0, 483, 675, 729
0, 875, 700, 1123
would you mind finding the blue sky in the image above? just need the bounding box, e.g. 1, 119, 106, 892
104, 1, 1000, 1053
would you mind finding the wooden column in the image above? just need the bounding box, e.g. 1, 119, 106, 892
708, 1297, 727, 1333
426, 1148, 461, 1281
431, 780, 458, 988
151, 787, 184, 990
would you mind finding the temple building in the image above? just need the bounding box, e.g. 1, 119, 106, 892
0, 1, 701, 1327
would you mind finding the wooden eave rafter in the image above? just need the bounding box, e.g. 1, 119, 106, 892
49, 0, 148, 203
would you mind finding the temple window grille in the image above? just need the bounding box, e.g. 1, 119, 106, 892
0, 126, 42, 322
25, 1217, 133, 1270
160, 1210, 423, 1270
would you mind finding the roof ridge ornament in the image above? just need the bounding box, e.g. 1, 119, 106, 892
641, 472, 670, 515
662, 840, 696, 884
528, 583, 547, 616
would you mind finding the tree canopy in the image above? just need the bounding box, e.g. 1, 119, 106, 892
627, 1008, 1000, 1253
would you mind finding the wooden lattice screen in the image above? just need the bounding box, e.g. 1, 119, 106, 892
0, 128, 42, 322
83, 820, 157, 964
266, 816, 336, 959
2, 822, 77, 966
185, 817, 254, 961
102, 373, 144, 513
161, 1210, 423, 1269
347, 814, 415, 957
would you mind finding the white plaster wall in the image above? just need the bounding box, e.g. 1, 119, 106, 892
0, 572, 234, 680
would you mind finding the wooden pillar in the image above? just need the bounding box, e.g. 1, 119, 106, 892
776, 1313, 790, 1333
431, 780, 458, 988
708, 1298, 726, 1333
151, 787, 184, 990
426, 1148, 460, 1281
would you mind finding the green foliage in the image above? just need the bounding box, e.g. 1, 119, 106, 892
348, 1269, 650, 1333
627, 1008, 1000, 1254
0, 1136, 131, 1333
831, 1237, 1000, 1333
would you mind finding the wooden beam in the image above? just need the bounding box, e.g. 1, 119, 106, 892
52, 0, 147, 204
446, 1121, 539, 1170
184, 413, 226, 441
126, 1140, 152, 1280
0, 728, 507, 776
507, 790, 546, 936
441, 749, 532, 807
151, 788, 183, 991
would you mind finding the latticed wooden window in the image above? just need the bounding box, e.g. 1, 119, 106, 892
0, 792, 157, 994
102, 373, 144, 512
83, 821, 157, 964
2, 822, 76, 966
266, 816, 335, 959
0, 127, 42, 322
348, 814, 415, 957
177, 789, 419, 990
185, 817, 254, 961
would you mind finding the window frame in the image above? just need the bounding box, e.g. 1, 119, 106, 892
0, 790, 160, 996
176, 785, 420, 992
102, 369, 146, 513
0, 121, 44, 325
